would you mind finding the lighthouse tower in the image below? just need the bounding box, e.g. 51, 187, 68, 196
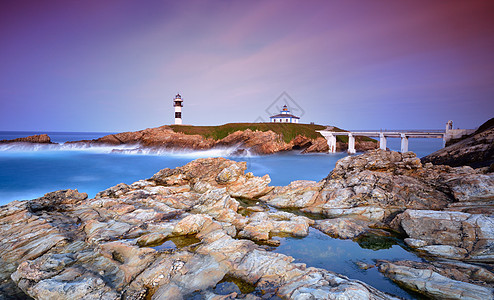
173, 93, 183, 125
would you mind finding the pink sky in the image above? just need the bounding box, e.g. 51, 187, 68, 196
0, 0, 493, 131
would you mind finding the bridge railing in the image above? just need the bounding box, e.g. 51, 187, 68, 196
345, 129, 445, 133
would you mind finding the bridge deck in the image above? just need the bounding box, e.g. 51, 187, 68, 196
317, 131, 444, 138
316, 129, 445, 154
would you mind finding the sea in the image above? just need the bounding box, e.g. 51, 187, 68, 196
0, 131, 443, 299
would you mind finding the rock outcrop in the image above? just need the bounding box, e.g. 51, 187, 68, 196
422, 118, 494, 168
259, 149, 494, 298
1, 125, 379, 155
398, 209, 494, 261
2, 149, 493, 299
377, 260, 494, 300
0, 134, 52, 144
0, 157, 395, 299
66, 125, 378, 155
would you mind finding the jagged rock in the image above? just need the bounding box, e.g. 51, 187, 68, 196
313, 217, 376, 239
67, 124, 378, 154
422, 118, 494, 168
216, 129, 290, 154
150, 157, 272, 199
2, 155, 493, 299
398, 209, 494, 261
378, 260, 494, 300
238, 211, 313, 242
259, 180, 322, 208
299, 150, 452, 222
0, 134, 52, 144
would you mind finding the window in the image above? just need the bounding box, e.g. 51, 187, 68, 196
175, 112, 182, 118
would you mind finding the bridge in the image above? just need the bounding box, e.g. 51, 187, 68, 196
316, 121, 475, 154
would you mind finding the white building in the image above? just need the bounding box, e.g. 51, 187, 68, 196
173, 93, 183, 125
269, 105, 300, 123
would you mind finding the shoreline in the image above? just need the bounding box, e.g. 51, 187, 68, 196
0, 123, 379, 155
1, 150, 493, 299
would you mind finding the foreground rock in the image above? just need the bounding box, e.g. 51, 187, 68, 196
2, 150, 493, 299
0, 134, 52, 144
422, 117, 494, 168
377, 260, 494, 299
398, 209, 494, 261
0, 158, 395, 299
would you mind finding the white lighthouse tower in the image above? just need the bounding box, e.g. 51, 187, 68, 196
173, 93, 183, 125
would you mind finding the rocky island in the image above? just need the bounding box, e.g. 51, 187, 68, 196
0, 123, 378, 155
1, 146, 493, 299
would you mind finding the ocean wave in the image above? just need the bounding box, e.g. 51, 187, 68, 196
0, 142, 255, 158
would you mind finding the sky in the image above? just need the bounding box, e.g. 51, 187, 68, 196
0, 0, 493, 132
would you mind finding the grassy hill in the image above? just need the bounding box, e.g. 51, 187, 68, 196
169, 123, 361, 143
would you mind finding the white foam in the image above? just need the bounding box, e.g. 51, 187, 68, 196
0, 142, 255, 158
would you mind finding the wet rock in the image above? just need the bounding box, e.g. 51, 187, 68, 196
403, 238, 428, 248
378, 260, 494, 300
355, 261, 375, 270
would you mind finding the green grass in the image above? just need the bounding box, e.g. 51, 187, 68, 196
169, 123, 375, 143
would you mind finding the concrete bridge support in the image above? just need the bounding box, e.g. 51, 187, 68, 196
400, 134, 409, 153
348, 133, 356, 154
319, 132, 337, 153
379, 133, 387, 150
327, 134, 337, 153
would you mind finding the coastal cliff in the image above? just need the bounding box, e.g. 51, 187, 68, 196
65, 123, 378, 154
1, 150, 493, 299
422, 118, 494, 168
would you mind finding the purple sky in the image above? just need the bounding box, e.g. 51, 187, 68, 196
1, 0, 493, 132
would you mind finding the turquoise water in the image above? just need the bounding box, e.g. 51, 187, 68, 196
0, 147, 345, 205
0, 131, 442, 299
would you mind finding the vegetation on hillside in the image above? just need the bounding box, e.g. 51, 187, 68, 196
170, 123, 375, 143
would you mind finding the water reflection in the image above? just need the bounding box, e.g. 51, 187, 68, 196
274, 227, 422, 299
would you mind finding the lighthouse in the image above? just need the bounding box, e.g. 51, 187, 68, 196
173, 93, 183, 125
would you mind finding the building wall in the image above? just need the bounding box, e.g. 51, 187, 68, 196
270, 117, 299, 123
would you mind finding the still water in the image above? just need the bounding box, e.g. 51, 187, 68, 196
0, 131, 443, 299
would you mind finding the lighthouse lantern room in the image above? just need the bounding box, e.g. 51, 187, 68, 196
173, 93, 183, 125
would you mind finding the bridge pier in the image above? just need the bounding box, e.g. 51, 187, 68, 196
319, 132, 337, 153
400, 133, 409, 152
379, 133, 387, 150
348, 133, 356, 154
317, 127, 448, 155
327, 134, 337, 153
